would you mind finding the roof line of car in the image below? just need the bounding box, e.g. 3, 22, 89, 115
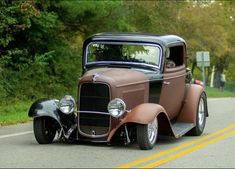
85, 32, 186, 46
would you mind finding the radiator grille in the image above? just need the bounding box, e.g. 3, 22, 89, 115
80, 83, 110, 112
79, 83, 110, 136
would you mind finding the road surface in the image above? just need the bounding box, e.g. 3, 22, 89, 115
0, 98, 235, 168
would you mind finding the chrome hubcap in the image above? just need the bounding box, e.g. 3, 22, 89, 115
147, 118, 158, 144
198, 97, 205, 131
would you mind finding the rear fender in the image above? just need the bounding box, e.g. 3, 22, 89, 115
177, 84, 207, 124
28, 99, 62, 128
108, 103, 169, 141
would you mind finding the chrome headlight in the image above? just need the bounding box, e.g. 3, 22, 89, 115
58, 95, 75, 115
107, 98, 126, 118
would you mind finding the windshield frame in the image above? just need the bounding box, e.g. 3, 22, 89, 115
84, 41, 163, 70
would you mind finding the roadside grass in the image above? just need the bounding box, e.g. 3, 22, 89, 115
0, 100, 33, 126
0, 86, 235, 126
224, 81, 235, 92
205, 87, 235, 98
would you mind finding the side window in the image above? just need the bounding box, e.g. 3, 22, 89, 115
166, 45, 184, 68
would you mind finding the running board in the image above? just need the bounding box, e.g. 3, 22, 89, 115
171, 122, 195, 138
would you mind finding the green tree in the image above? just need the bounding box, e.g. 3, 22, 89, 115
1, 0, 235, 101
0, 0, 80, 99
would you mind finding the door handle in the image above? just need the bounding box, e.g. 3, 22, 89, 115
163, 81, 171, 85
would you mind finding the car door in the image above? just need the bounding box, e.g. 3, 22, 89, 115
159, 45, 186, 120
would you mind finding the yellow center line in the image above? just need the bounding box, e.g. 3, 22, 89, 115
117, 124, 235, 168
142, 129, 235, 168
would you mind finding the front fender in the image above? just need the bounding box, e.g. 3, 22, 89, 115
28, 98, 61, 126
123, 103, 166, 124
108, 103, 166, 141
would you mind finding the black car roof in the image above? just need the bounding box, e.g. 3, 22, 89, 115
84, 32, 186, 46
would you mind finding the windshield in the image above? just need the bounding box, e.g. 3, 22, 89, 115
86, 42, 161, 68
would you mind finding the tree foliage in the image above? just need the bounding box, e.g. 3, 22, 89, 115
0, 0, 234, 100
0, 0, 80, 99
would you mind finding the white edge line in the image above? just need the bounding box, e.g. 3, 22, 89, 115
0, 131, 33, 139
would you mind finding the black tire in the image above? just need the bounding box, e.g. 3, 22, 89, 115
137, 118, 158, 150
188, 92, 207, 136
33, 117, 57, 144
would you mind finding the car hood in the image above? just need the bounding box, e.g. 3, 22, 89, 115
80, 68, 149, 87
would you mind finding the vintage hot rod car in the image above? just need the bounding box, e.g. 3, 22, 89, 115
29, 33, 208, 150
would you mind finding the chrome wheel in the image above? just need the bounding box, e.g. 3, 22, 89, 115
198, 97, 205, 131
188, 92, 207, 136
148, 119, 158, 145
137, 118, 158, 150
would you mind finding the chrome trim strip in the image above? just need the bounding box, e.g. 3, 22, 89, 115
79, 111, 109, 115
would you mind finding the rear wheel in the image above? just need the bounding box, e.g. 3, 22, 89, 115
188, 92, 207, 136
33, 117, 57, 144
137, 118, 158, 150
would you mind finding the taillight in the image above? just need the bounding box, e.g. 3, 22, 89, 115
194, 79, 204, 87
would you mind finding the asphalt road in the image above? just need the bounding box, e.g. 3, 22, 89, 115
0, 98, 235, 168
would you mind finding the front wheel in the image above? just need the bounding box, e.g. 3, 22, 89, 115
137, 118, 158, 150
33, 117, 57, 144
188, 92, 207, 136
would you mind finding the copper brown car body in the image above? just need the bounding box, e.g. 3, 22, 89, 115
29, 33, 208, 150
